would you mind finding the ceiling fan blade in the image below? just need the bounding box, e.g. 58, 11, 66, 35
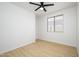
44, 4, 54, 7
35, 6, 41, 11
43, 7, 46, 12
29, 2, 40, 6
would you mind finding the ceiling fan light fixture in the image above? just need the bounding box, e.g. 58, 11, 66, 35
40, 7, 43, 10
29, 2, 54, 12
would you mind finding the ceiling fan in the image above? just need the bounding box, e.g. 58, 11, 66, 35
29, 2, 54, 12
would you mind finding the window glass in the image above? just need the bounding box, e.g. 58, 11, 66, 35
47, 15, 64, 32
47, 17, 54, 32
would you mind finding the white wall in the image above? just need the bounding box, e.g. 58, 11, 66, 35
77, 3, 79, 55
36, 15, 39, 39
0, 3, 35, 53
37, 6, 77, 47
36, 15, 43, 39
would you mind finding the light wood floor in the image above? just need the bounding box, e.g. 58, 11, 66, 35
0, 39, 78, 57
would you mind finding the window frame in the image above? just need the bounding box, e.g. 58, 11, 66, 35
47, 16, 55, 32
47, 14, 64, 32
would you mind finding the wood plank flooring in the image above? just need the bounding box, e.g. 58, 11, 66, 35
0, 39, 78, 57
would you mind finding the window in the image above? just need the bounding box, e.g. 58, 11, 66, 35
47, 15, 64, 32
47, 17, 54, 32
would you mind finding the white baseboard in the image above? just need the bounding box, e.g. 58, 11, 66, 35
40, 39, 76, 47
77, 49, 79, 56
0, 40, 35, 55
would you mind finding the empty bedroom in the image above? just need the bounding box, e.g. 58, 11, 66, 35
0, 1, 79, 57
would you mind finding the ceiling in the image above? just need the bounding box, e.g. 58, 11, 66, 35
11, 2, 77, 15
